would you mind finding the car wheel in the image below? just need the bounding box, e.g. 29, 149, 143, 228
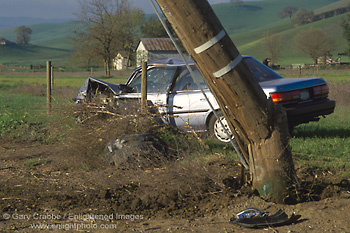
208, 112, 234, 142
288, 125, 294, 135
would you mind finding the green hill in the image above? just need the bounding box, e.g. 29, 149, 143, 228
0, 21, 79, 66
234, 14, 348, 65
29, 21, 80, 50
0, 0, 349, 66
0, 21, 79, 49
0, 44, 71, 66
211, 0, 350, 65
314, 0, 350, 14
212, 0, 341, 35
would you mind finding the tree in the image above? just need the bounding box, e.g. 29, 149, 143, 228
155, 0, 295, 203
229, 0, 243, 8
292, 8, 314, 26
140, 16, 173, 38
15, 26, 32, 44
278, 6, 298, 20
119, 7, 144, 70
294, 28, 335, 65
71, 37, 99, 69
263, 30, 283, 65
73, 0, 143, 76
341, 13, 350, 53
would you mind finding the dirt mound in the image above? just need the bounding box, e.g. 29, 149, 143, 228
105, 132, 170, 168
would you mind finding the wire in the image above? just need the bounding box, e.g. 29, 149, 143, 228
149, 0, 249, 169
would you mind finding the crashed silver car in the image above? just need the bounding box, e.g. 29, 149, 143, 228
76, 56, 335, 142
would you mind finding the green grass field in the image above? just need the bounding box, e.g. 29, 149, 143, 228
291, 107, 350, 176
0, 73, 128, 138
0, 71, 349, 177
0, 74, 127, 88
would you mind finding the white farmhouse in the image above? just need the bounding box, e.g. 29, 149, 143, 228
113, 52, 128, 70
136, 38, 178, 67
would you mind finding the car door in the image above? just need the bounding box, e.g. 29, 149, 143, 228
125, 66, 177, 116
167, 66, 218, 131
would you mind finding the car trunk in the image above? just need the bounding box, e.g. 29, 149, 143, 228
261, 77, 328, 104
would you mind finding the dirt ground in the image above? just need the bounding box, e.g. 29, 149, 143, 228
0, 139, 349, 233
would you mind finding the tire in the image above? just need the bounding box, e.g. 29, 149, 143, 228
208, 112, 234, 143
288, 125, 294, 135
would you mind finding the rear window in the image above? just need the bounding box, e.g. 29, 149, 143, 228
244, 57, 283, 82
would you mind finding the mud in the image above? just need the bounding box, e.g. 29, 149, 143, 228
0, 141, 349, 232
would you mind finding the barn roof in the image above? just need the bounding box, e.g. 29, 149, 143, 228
139, 38, 176, 51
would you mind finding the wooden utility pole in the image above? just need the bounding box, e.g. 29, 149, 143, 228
155, 0, 295, 203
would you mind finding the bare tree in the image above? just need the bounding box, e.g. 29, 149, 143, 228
71, 36, 99, 69
278, 6, 298, 20
120, 7, 144, 70
292, 8, 314, 26
73, 0, 143, 76
294, 28, 335, 65
341, 12, 350, 53
263, 30, 283, 65
15, 26, 32, 45
140, 16, 174, 38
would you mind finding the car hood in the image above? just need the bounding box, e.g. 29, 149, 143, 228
260, 77, 327, 96
75, 77, 122, 101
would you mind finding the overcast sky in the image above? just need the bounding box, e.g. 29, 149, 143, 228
0, 0, 257, 19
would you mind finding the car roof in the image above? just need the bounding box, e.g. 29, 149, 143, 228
149, 56, 194, 66
149, 56, 251, 66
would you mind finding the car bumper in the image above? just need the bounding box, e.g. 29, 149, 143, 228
284, 99, 336, 126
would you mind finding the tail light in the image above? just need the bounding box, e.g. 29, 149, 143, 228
313, 84, 329, 96
271, 90, 300, 103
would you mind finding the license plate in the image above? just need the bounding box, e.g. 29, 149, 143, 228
300, 90, 310, 100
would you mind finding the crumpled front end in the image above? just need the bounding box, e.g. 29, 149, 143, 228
75, 77, 122, 103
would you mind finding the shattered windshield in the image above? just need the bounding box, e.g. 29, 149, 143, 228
129, 67, 177, 93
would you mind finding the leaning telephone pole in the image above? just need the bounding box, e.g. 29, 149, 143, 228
155, 0, 295, 203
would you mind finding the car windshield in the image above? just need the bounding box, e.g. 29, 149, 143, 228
244, 57, 283, 82
128, 67, 177, 93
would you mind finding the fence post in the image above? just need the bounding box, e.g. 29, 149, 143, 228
141, 61, 147, 110
51, 65, 54, 88
47, 61, 52, 115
